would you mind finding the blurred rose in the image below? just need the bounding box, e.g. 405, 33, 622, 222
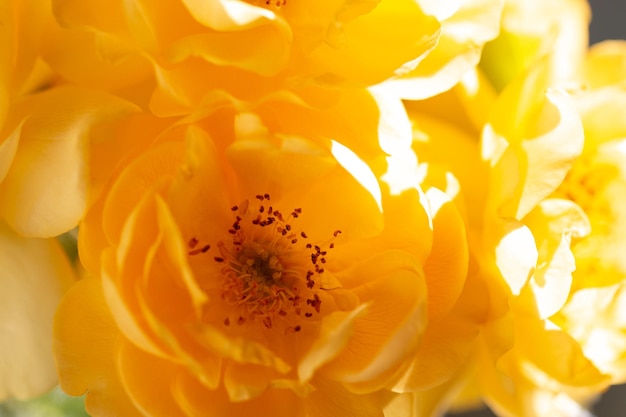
553, 40, 626, 385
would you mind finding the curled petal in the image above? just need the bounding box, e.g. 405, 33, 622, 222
0, 87, 138, 237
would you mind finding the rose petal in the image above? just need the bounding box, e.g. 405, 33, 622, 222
54, 278, 141, 416
0, 87, 138, 237
0, 222, 74, 400
118, 339, 184, 416
323, 251, 427, 388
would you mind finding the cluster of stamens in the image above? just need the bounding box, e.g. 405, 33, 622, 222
187, 193, 341, 333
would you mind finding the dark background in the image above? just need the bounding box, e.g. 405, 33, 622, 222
446, 1, 626, 417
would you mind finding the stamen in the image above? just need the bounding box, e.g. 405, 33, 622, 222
209, 193, 340, 333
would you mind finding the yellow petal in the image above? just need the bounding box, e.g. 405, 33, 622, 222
516, 317, 609, 387
0, 87, 138, 237
118, 339, 185, 416
165, 23, 291, 76
191, 323, 292, 374
390, 269, 488, 392
387, 0, 503, 100
493, 220, 537, 296
484, 61, 584, 220
422, 188, 468, 320
520, 231, 575, 318
324, 250, 427, 387
0, 222, 74, 400
223, 363, 271, 402
0, 122, 21, 184
172, 370, 301, 417
53, 0, 127, 33
305, 378, 385, 417
54, 278, 142, 416
103, 140, 184, 246
297, 304, 368, 382
307, 0, 440, 87
181, 0, 276, 30
582, 40, 626, 89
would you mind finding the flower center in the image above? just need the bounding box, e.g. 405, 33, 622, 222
555, 156, 621, 234
188, 194, 340, 333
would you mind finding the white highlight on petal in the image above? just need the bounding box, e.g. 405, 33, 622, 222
331, 140, 382, 212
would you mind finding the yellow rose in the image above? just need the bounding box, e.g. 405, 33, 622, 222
551, 40, 626, 385
54, 88, 471, 416
397, 47, 614, 415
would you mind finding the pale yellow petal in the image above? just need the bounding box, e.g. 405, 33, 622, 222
493, 220, 537, 296
0, 222, 74, 400
484, 60, 584, 220
0, 87, 138, 237
387, 0, 503, 100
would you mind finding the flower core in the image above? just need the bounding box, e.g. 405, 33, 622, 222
188, 194, 340, 333
556, 156, 620, 233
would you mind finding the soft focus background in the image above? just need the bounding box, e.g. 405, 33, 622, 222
0, 1, 625, 417
447, 0, 626, 416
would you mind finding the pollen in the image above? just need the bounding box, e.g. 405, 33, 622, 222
187, 193, 341, 333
